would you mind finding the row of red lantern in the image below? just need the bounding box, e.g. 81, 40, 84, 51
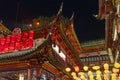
0, 30, 34, 54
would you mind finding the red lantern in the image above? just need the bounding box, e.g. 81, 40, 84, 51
28, 39, 33, 48
15, 41, 21, 50
6, 35, 11, 43
21, 41, 27, 49
22, 32, 28, 41
11, 35, 16, 43
29, 30, 34, 39
9, 42, 15, 52
0, 38, 6, 45
4, 43, 9, 53
0, 45, 4, 53
17, 33, 21, 42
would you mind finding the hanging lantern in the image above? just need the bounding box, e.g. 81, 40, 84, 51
4, 43, 9, 52
28, 39, 33, 48
11, 35, 16, 43
0, 38, 6, 45
21, 41, 27, 49
65, 67, 71, 72
22, 32, 28, 41
15, 41, 21, 50
17, 33, 22, 42
92, 66, 100, 70
71, 72, 76, 76
114, 62, 120, 68
103, 63, 109, 70
78, 72, 85, 76
9, 42, 15, 52
83, 66, 88, 71
74, 65, 79, 72
6, 35, 11, 43
29, 30, 34, 39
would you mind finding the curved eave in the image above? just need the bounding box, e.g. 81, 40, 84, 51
70, 24, 81, 54
58, 20, 81, 66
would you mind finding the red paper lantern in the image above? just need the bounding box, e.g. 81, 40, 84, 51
29, 30, 34, 39
28, 39, 33, 48
4, 43, 9, 53
0, 38, 6, 45
17, 33, 21, 42
0, 45, 4, 53
11, 35, 16, 43
22, 32, 28, 40
21, 41, 27, 49
15, 41, 21, 50
9, 42, 15, 52
6, 35, 11, 43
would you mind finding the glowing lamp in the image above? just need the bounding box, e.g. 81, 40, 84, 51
0, 38, 6, 45
22, 32, 28, 41
88, 71, 93, 75
74, 66, 79, 72
17, 34, 21, 42
71, 72, 76, 76
11, 35, 16, 42
112, 68, 119, 73
104, 63, 109, 70
78, 72, 84, 75
92, 66, 100, 70
114, 62, 120, 68
65, 67, 71, 72
83, 66, 88, 71
6, 35, 11, 43
36, 21, 40, 26
29, 30, 34, 39
104, 70, 109, 74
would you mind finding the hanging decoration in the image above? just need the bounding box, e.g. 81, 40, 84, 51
65, 62, 120, 80
0, 30, 34, 54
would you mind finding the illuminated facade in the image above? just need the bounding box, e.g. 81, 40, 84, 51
1, 0, 120, 80
0, 4, 81, 80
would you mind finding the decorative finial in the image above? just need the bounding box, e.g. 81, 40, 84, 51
70, 12, 75, 21
57, 2, 63, 16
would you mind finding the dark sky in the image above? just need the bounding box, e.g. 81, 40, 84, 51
0, 0, 105, 42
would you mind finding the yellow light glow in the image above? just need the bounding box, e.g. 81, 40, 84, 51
112, 68, 119, 73
65, 67, 71, 72
78, 72, 84, 75
114, 62, 120, 68
104, 63, 109, 70
71, 72, 76, 76
83, 66, 88, 71
88, 71, 93, 75
92, 66, 100, 70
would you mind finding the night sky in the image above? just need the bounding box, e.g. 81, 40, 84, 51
0, 0, 105, 42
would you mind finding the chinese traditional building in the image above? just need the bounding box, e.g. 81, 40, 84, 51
1, 0, 120, 80
0, 4, 82, 80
